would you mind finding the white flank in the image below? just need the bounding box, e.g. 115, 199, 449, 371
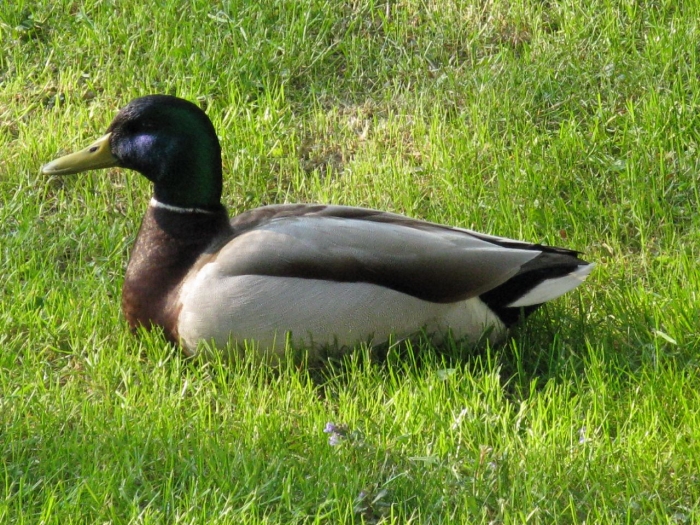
507, 263, 595, 308
178, 270, 507, 356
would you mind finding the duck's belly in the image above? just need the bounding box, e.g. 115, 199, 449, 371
177, 273, 506, 356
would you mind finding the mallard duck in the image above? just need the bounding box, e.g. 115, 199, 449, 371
42, 95, 593, 357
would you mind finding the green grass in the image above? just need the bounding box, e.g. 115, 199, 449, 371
2, 0, 700, 522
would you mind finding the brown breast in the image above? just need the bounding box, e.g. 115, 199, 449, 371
121, 204, 232, 345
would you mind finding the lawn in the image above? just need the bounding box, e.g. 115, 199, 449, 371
1, 0, 699, 523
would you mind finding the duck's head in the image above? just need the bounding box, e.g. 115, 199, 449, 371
42, 95, 223, 208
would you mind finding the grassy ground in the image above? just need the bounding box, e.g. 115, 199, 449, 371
2, 0, 699, 523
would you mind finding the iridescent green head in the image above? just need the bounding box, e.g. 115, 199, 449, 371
42, 95, 223, 208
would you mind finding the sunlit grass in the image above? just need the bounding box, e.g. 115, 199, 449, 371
2, 0, 700, 523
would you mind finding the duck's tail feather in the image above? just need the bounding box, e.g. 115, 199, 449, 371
478, 251, 594, 327
507, 263, 594, 308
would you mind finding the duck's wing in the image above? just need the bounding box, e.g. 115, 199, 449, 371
216, 204, 589, 305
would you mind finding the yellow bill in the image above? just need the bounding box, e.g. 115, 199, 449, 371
42, 133, 118, 175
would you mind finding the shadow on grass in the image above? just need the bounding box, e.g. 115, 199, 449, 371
135, 289, 678, 406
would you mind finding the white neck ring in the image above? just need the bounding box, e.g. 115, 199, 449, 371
149, 197, 217, 215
